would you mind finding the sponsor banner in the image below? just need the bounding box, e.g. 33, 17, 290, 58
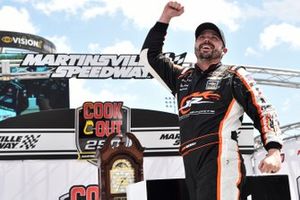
0, 31, 56, 53
0, 129, 76, 158
130, 127, 180, 156
0, 126, 254, 159
132, 128, 180, 147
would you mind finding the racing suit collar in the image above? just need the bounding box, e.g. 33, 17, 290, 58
194, 62, 222, 74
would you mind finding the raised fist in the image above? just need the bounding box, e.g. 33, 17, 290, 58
159, 1, 184, 23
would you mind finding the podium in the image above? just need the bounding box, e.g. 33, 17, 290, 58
127, 175, 291, 200
127, 179, 189, 200
241, 175, 291, 200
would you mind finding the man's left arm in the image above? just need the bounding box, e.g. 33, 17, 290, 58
230, 66, 283, 173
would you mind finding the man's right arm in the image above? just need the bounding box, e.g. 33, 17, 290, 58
140, 1, 185, 93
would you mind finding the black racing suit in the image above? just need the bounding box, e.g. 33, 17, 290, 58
140, 22, 283, 200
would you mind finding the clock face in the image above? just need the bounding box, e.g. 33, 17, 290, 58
110, 159, 135, 194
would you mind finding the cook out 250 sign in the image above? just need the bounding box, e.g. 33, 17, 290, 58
83, 101, 123, 137
75, 101, 127, 160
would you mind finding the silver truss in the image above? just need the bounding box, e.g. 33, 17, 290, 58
255, 122, 300, 149
281, 122, 300, 133
269, 122, 300, 148
280, 122, 300, 139
0, 59, 53, 81
244, 65, 300, 89
183, 63, 300, 89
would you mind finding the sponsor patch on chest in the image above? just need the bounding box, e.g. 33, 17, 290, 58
205, 79, 221, 90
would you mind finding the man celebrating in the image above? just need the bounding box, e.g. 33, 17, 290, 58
140, 1, 283, 200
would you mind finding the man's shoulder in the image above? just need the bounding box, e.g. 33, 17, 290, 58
224, 65, 250, 77
224, 64, 245, 72
177, 65, 194, 79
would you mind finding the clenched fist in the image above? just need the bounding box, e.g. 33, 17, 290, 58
258, 148, 282, 173
159, 1, 184, 23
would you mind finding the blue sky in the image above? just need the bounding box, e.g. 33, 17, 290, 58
1, 0, 300, 134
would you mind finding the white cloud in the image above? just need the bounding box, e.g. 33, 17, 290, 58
81, 0, 163, 24
69, 79, 98, 108
260, 23, 300, 50
102, 0, 242, 31
87, 43, 101, 53
245, 47, 261, 57
87, 40, 139, 54
174, 0, 242, 32
240, 1, 300, 24
34, 0, 89, 15
82, 0, 120, 20
30, 0, 243, 32
263, 0, 300, 23
100, 40, 139, 54
69, 79, 138, 108
47, 35, 72, 53
13, 0, 31, 3
0, 6, 37, 33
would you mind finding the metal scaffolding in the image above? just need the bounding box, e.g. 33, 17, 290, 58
245, 65, 300, 89
0, 58, 53, 81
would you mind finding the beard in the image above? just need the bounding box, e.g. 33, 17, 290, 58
194, 43, 223, 60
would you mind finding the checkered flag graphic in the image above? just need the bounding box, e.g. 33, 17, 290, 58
19, 135, 41, 149
164, 52, 187, 65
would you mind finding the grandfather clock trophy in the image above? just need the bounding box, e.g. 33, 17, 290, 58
97, 132, 144, 200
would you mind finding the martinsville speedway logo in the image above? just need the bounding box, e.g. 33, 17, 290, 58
0, 135, 41, 149
19, 52, 187, 79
